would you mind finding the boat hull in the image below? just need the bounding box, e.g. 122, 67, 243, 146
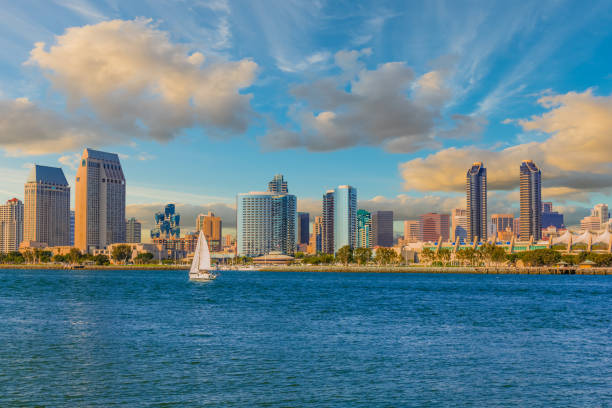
189, 272, 217, 282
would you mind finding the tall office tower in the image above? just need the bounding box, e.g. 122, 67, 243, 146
24, 165, 71, 247
69, 210, 75, 246
333, 185, 357, 253
466, 162, 487, 242
541, 202, 564, 229
126, 217, 142, 243
491, 214, 514, 238
542, 202, 553, 214
271, 194, 297, 254
75, 149, 126, 251
450, 208, 468, 241
591, 204, 609, 229
403, 220, 419, 243
151, 204, 181, 239
357, 209, 372, 248
297, 212, 310, 245
311, 216, 323, 253
268, 174, 288, 194
519, 160, 542, 240
196, 211, 222, 251
223, 234, 233, 248
371, 210, 394, 247
0, 198, 24, 253
419, 213, 450, 242
322, 190, 335, 254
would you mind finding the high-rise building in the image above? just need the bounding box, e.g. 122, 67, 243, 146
513, 218, 521, 238
25, 165, 70, 247
419, 213, 450, 242
591, 204, 609, 229
333, 185, 357, 253
297, 212, 310, 245
322, 190, 335, 254
75, 148, 126, 251
491, 214, 514, 239
0, 198, 24, 253
196, 211, 222, 251
308, 216, 323, 254
268, 174, 288, 194
237, 176, 297, 257
357, 209, 372, 248
151, 204, 181, 239
69, 210, 75, 246
580, 216, 601, 232
224, 234, 234, 248
371, 210, 393, 247
466, 162, 487, 242
541, 203, 564, 229
403, 220, 419, 243
519, 160, 542, 240
451, 208, 467, 241
126, 217, 142, 243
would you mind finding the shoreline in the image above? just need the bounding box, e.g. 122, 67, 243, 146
0, 264, 611, 274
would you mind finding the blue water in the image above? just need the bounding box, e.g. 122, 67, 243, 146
0, 269, 610, 407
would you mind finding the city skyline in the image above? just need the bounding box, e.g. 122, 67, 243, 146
0, 1, 611, 236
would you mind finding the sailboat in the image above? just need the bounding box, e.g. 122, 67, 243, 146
189, 231, 217, 281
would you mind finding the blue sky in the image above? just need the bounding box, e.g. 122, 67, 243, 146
1, 0, 611, 235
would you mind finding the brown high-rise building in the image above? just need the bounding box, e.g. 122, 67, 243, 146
419, 213, 450, 242
24, 165, 70, 247
0, 198, 24, 253
75, 149, 126, 252
519, 160, 542, 240
196, 211, 222, 251
403, 220, 419, 243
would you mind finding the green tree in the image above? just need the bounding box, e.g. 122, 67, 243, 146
354, 247, 372, 265
111, 245, 133, 264
134, 252, 154, 264
67, 248, 82, 264
420, 248, 435, 264
336, 245, 354, 265
438, 248, 451, 265
92, 254, 110, 265
375, 247, 399, 265
52, 254, 66, 263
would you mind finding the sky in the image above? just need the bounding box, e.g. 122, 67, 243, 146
1, 0, 611, 237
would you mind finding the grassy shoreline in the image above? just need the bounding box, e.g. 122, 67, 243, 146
0, 264, 189, 270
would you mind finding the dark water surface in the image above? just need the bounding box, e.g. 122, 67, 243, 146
0, 269, 610, 407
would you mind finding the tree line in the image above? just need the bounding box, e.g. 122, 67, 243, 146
0, 245, 157, 266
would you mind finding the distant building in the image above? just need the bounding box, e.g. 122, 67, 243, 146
466, 162, 487, 242
542, 202, 553, 214
541, 202, 564, 229
69, 210, 75, 246
25, 165, 71, 247
519, 160, 542, 240
487, 222, 497, 240
403, 220, 419, 243
0, 198, 24, 253
491, 214, 514, 239
223, 234, 234, 248
297, 212, 310, 245
372, 210, 393, 247
513, 218, 521, 238
357, 209, 372, 248
333, 185, 357, 253
419, 213, 450, 242
308, 216, 323, 254
268, 174, 288, 194
126, 217, 142, 243
451, 208, 467, 242
581, 216, 602, 232
321, 190, 335, 254
75, 148, 126, 251
151, 204, 181, 240
196, 211, 222, 251
591, 204, 609, 230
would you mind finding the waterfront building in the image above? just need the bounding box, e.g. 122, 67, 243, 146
591, 204, 609, 230
581, 215, 602, 232
357, 209, 372, 248
403, 220, 420, 243
75, 148, 126, 252
541, 202, 564, 229
0, 198, 24, 253
268, 174, 288, 194
196, 211, 222, 251
271, 193, 297, 254
519, 160, 542, 240
308, 216, 323, 254
322, 190, 335, 254
466, 162, 487, 242
419, 213, 450, 242
69, 210, 75, 246
372, 210, 394, 247
333, 185, 357, 253
126, 217, 142, 243
25, 165, 71, 247
491, 214, 514, 239
451, 208, 467, 242
297, 212, 310, 245
151, 204, 181, 240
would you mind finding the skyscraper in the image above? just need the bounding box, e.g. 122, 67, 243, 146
309, 216, 323, 254
371, 210, 394, 247
322, 190, 335, 254
297, 212, 310, 245
519, 160, 542, 240
196, 211, 222, 251
271, 194, 297, 254
69, 210, 75, 246
333, 185, 357, 253
491, 214, 514, 239
126, 217, 142, 243
24, 165, 70, 247
451, 208, 467, 241
466, 162, 487, 242
0, 198, 24, 253
151, 204, 181, 239
403, 220, 419, 243
357, 209, 372, 248
268, 174, 288, 194
541, 203, 564, 229
592, 204, 609, 229
419, 213, 450, 242
75, 148, 126, 251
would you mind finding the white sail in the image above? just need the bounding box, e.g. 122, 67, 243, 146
189, 231, 216, 281
190, 233, 201, 274
198, 231, 212, 270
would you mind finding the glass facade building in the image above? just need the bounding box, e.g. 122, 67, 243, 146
357, 209, 372, 248
150, 204, 181, 239
372, 210, 394, 247
333, 185, 357, 253
297, 212, 310, 245
466, 162, 487, 242
519, 160, 542, 240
